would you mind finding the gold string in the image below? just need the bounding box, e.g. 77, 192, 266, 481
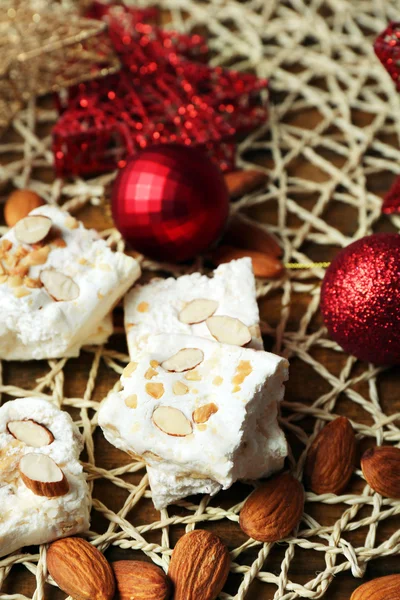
284, 262, 331, 269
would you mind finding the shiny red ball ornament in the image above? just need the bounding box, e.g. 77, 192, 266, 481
111, 145, 229, 262
320, 234, 400, 365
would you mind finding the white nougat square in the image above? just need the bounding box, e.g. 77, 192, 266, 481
0, 205, 141, 359
99, 333, 288, 509
124, 258, 263, 356
0, 398, 90, 557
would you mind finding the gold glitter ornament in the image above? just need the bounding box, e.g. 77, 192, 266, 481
0, 0, 120, 132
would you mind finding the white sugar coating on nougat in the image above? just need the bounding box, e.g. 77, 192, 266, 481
0, 398, 90, 557
0, 205, 141, 360
98, 333, 288, 509
124, 258, 263, 356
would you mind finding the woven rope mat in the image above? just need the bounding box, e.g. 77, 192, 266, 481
1, 0, 400, 598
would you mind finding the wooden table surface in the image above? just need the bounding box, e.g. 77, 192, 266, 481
1, 101, 399, 599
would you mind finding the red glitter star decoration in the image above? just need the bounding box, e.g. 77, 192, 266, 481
52, 2, 268, 177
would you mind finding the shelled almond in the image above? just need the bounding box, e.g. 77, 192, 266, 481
211, 245, 283, 278
47, 537, 115, 600
239, 472, 304, 542
112, 560, 171, 600
4, 189, 45, 227
224, 169, 267, 199
168, 529, 230, 600
350, 574, 400, 599
222, 214, 282, 257
304, 417, 356, 495
361, 446, 400, 498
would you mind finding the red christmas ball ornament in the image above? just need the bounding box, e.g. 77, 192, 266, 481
320, 234, 400, 365
111, 145, 229, 262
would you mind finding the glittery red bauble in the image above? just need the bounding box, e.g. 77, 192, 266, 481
320, 234, 400, 365
111, 145, 229, 262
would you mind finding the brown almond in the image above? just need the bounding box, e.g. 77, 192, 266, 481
168, 529, 230, 600
239, 472, 304, 542
112, 560, 171, 600
47, 537, 115, 600
304, 417, 356, 495
211, 245, 283, 278
4, 189, 45, 227
222, 215, 282, 257
224, 169, 267, 199
351, 574, 400, 599
361, 446, 400, 498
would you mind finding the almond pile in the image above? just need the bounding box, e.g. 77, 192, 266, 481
46, 531, 229, 600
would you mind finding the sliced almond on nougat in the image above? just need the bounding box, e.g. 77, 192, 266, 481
40, 270, 80, 302
14, 215, 52, 245
152, 406, 192, 437
179, 299, 218, 324
19, 453, 69, 497
206, 315, 251, 346
193, 403, 218, 424
162, 348, 204, 372
7, 420, 54, 447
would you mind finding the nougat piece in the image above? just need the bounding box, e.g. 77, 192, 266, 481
0, 398, 90, 557
124, 258, 263, 356
0, 205, 141, 359
98, 333, 288, 509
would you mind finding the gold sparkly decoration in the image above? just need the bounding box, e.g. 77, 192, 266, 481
0, 0, 120, 132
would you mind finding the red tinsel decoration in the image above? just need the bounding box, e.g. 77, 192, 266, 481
53, 2, 268, 177
374, 22, 400, 91
382, 176, 400, 214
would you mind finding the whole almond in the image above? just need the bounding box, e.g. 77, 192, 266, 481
168, 529, 230, 600
112, 560, 171, 600
239, 472, 304, 542
351, 574, 400, 599
47, 537, 115, 600
304, 417, 356, 495
211, 245, 283, 278
222, 215, 282, 257
224, 170, 267, 199
361, 446, 400, 498
4, 189, 45, 227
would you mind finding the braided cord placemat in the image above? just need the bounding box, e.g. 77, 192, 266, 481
1, 0, 400, 598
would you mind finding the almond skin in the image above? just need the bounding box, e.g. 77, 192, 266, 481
361, 446, 400, 498
239, 472, 304, 542
112, 560, 171, 600
211, 245, 283, 278
47, 537, 115, 600
304, 417, 356, 495
168, 529, 230, 600
222, 215, 282, 257
224, 170, 267, 199
350, 574, 400, 599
